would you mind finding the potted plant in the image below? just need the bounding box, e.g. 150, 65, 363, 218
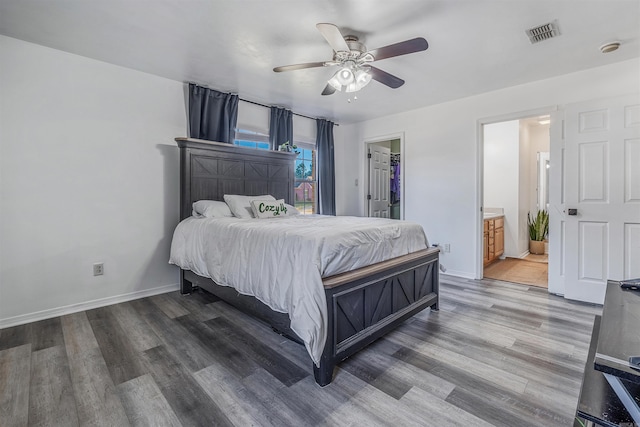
278, 141, 298, 153
528, 210, 549, 255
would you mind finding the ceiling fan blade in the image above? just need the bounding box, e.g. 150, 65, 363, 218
273, 62, 327, 72
369, 66, 405, 89
316, 23, 350, 52
367, 37, 428, 61
321, 84, 337, 96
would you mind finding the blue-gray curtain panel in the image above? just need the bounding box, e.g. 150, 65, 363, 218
188, 83, 239, 143
316, 118, 336, 215
269, 107, 293, 150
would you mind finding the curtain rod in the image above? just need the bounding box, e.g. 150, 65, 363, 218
239, 98, 339, 127
188, 83, 338, 126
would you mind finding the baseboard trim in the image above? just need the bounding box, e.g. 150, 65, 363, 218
0, 283, 180, 329
441, 270, 475, 280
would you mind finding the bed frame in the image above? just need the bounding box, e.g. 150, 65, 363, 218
175, 137, 439, 386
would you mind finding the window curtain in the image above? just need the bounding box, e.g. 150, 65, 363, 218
188, 83, 239, 143
269, 107, 293, 150
316, 119, 336, 215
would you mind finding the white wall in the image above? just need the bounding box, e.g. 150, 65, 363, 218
0, 36, 187, 326
484, 120, 521, 257
334, 124, 361, 215
337, 59, 640, 278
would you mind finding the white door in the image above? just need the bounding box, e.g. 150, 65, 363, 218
561, 94, 640, 304
368, 145, 391, 218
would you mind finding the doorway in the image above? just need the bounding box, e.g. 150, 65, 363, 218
365, 134, 404, 219
480, 115, 551, 288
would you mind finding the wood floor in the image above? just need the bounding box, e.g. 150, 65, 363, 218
0, 275, 601, 427
484, 257, 549, 288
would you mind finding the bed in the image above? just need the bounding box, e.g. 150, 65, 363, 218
172, 137, 440, 386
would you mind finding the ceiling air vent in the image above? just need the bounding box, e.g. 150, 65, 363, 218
526, 21, 560, 44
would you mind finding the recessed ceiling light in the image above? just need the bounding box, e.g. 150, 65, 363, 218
600, 42, 621, 53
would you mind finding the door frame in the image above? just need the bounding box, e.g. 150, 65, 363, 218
364, 132, 405, 219
475, 106, 558, 282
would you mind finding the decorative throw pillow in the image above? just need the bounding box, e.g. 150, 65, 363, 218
285, 204, 301, 215
223, 194, 276, 218
192, 200, 234, 218
250, 199, 291, 219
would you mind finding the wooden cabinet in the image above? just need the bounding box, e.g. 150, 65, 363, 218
494, 218, 504, 257
484, 216, 504, 266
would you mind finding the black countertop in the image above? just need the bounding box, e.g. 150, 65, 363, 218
595, 281, 640, 384
576, 281, 640, 426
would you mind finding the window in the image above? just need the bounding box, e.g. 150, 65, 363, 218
234, 128, 270, 150
234, 127, 317, 214
294, 142, 317, 214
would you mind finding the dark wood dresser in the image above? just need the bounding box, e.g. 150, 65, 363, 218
575, 281, 640, 426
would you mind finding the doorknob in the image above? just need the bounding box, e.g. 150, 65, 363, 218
568, 208, 578, 216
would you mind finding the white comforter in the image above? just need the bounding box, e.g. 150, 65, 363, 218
169, 215, 429, 365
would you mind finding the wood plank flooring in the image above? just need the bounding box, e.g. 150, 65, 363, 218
0, 275, 601, 426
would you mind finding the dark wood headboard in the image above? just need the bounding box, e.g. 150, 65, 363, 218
175, 138, 297, 220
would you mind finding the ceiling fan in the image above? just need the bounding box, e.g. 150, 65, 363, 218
273, 23, 429, 95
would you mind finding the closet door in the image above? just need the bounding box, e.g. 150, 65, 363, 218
368, 145, 391, 218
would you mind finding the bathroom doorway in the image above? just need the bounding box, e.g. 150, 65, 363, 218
481, 115, 550, 288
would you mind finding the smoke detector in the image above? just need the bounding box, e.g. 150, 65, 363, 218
600, 42, 621, 53
526, 20, 560, 44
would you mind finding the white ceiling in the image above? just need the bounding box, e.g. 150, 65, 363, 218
1, 0, 638, 125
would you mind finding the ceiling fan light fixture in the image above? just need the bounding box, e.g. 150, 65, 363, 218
275, 23, 429, 96
327, 71, 344, 91
345, 68, 372, 93
345, 82, 358, 93
336, 67, 355, 85
355, 68, 372, 85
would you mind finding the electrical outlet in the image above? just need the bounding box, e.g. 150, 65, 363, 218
93, 263, 104, 276
444, 244, 451, 253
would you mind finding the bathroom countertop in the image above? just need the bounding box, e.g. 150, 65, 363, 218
483, 213, 504, 220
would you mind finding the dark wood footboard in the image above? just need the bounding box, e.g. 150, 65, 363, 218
314, 247, 439, 386
180, 247, 439, 386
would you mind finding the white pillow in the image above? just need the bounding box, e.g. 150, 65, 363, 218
285, 203, 300, 215
223, 194, 276, 218
192, 200, 234, 218
250, 199, 294, 219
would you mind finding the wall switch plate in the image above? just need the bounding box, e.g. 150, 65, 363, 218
444, 244, 451, 253
93, 263, 104, 276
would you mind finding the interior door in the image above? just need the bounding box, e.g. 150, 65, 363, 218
562, 94, 640, 304
368, 145, 391, 218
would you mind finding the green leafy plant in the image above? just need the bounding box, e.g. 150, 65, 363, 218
278, 141, 299, 154
527, 210, 549, 242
